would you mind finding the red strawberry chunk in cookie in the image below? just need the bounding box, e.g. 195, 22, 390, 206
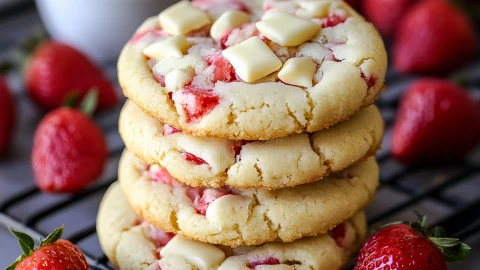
155, 74, 166, 87
131, 28, 167, 44
360, 73, 377, 89
183, 152, 208, 165
163, 124, 181, 135
221, 23, 259, 48
143, 222, 176, 247
150, 165, 175, 185
205, 52, 236, 83
322, 14, 347, 28
180, 86, 219, 123
193, 0, 247, 13
186, 187, 236, 215
247, 257, 281, 268
328, 222, 346, 248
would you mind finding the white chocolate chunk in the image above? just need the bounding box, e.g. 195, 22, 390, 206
256, 11, 320, 46
153, 54, 207, 77
210, 11, 251, 40
222, 36, 282, 82
278, 57, 316, 88
160, 236, 225, 270
165, 68, 194, 92
296, 1, 331, 18
159, 1, 211, 35
206, 195, 252, 226
143, 35, 191, 59
177, 136, 235, 174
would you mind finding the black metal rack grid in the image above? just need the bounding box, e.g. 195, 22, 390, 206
0, 2, 479, 270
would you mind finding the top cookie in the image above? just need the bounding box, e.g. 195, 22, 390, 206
118, 0, 387, 140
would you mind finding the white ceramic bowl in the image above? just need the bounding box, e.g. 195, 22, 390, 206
35, 0, 179, 63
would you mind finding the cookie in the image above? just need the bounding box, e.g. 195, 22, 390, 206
118, 150, 378, 246
118, 0, 387, 140
120, 100, 383, 189
97, 182, 367, 270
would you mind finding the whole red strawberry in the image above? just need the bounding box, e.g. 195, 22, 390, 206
25, 41, 118, 110
7, 226, 89, 270
32, 92, 107, 193
391, 79, 480, 165
355, 214, 470, 270
362, 0, 416, 37
393, 0, 477, 74
0, 76, 15, 154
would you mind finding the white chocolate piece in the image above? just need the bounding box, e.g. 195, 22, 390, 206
177, 136, 234, 174
165, 68, 194, 92
206, 195, 251, 225
222, 36, 282, 82
210, 11, 251, 40
143, 36, 191, 59
278, 57, 316, 88
296, 1, 331, 18
160, 236, 225, 270
158, 1, 211, 35
256, 11, 320, 47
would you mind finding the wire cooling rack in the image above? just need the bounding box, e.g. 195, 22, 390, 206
0, 2, 479, 270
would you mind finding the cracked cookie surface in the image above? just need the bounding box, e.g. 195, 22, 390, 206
120, 100, 384, 189
118, 150, 378, 246
97, 182, 367, 270
118, 0, 387, 140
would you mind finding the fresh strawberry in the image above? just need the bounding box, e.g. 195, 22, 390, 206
355, 213, 470, 270
7, 226, 89, 270
393, 1, 477, 74
25, 41, 118, 110
32, 92, 107, 193
391, 79, 480, 165
362, 0, 416, 37
0, 77, 15, 154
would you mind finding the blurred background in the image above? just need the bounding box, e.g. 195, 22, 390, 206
0, 0, 479, 269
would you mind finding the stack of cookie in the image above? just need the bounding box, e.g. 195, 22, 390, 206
97, 0, 387, 269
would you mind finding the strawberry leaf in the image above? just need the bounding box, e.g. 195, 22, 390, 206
80, 88, 98, 117
0, 61, 13, 74
411, 222, 428, 237
5, 255, 24, 270
440, 242, 471, 262
432, 226, 448, 238
380, 221, 408, 228
413, 211, 427, 227
40, 226, 64, 247
63, 91, 79, 108
429, 237, 461, 247
8, 228, 34, 256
